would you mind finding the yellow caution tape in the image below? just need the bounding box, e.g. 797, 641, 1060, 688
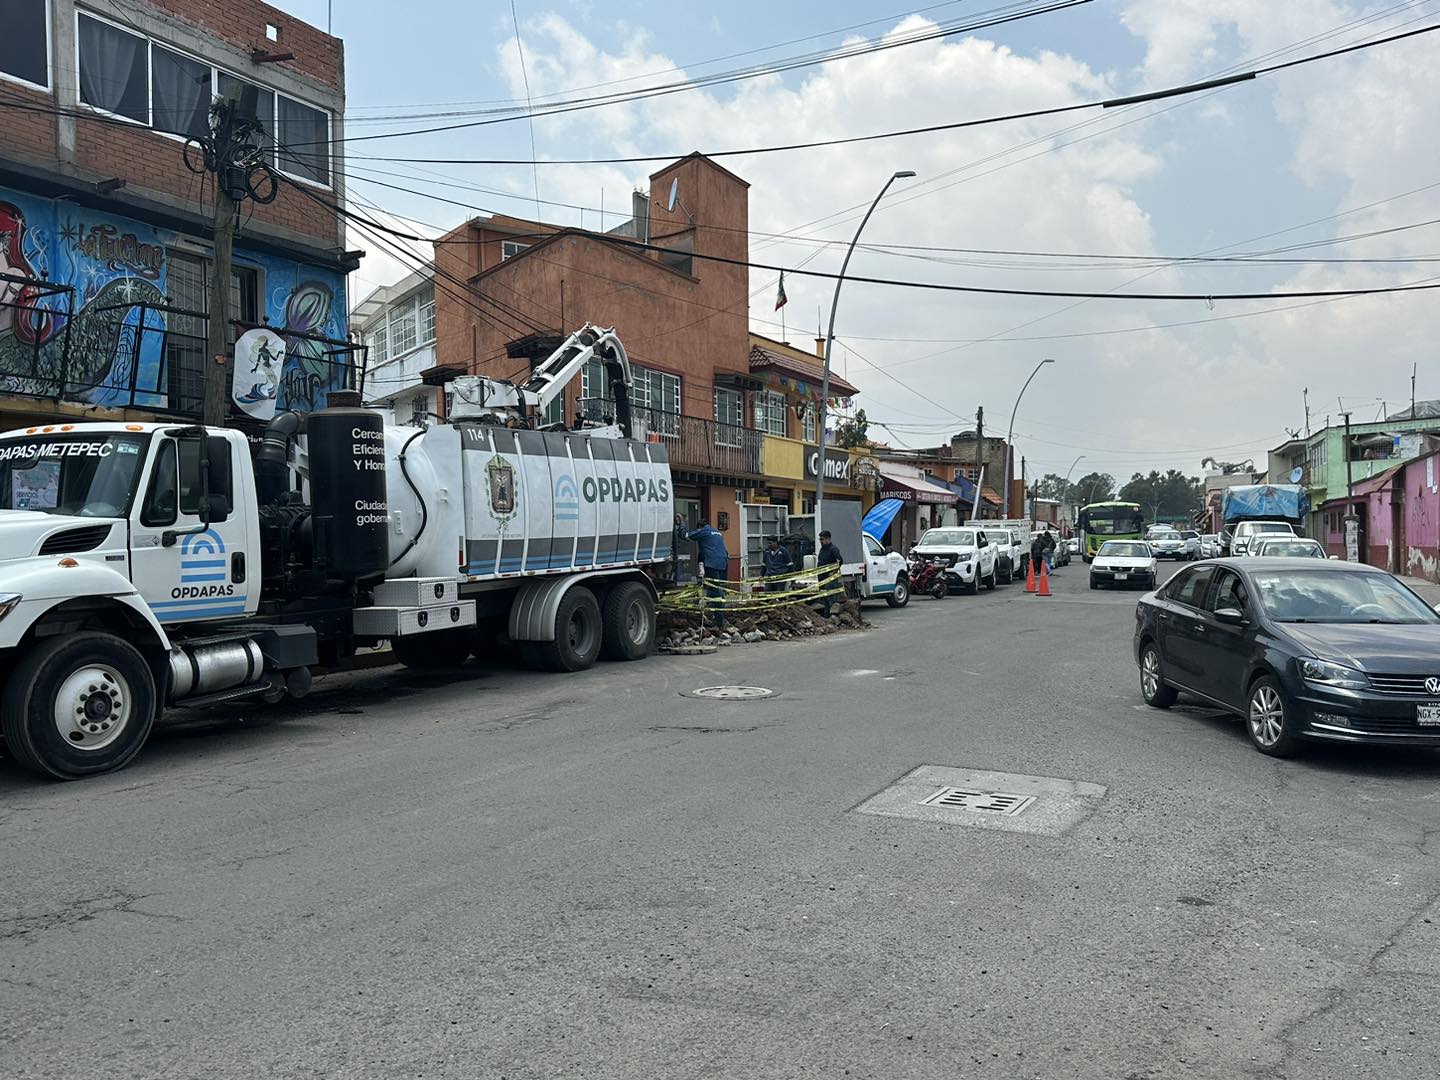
659, 565, 845, 613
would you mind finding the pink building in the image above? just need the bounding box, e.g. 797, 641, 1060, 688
1343, 450, 1440, 581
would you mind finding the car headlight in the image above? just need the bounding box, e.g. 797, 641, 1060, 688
1299, 657, 1369, 690
956, 552, 974, 563
0, 593, 20, 621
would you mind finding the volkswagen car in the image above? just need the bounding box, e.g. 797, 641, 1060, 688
1090, 540, 1157, 590
1134, 558, 1440, 756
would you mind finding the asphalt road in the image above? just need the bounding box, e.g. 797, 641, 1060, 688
5, 559, 1440, 1079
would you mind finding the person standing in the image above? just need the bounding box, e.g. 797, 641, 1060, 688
817, 529, 844, 617
1043, 529, 1057, 573
763, 536, 793, 590
676, 514, 731, 623
1029, 531, 1046, 578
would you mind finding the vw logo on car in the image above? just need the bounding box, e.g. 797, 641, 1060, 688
1427, 677, 1440, 696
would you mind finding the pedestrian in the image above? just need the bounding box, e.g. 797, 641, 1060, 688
1043, 529, 1057, 573
1029, 531, 1046, 578
675, 514, 731, 624
816, 528, 844, 617
763, 536, 793, 591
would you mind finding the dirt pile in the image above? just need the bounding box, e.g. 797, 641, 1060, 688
658, 600, 868, 648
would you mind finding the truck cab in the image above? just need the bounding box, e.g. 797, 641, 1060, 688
912, 525, 998, 594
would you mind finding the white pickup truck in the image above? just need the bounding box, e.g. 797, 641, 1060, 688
912, 525, 998, 594
966, 518, 1029, 584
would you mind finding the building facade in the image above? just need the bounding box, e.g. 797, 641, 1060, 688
0, 0, 356, 429
355, 270, 437, 426
1295, 412, 1440, 539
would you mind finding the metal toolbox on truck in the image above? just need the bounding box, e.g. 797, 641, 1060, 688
372, 576, 459, 607
353, 600, 476, 638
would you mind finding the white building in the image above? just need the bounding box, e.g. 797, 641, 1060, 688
354, 270, 438, 426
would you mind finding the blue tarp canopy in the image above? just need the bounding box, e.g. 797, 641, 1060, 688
1221, 484, 1309, 522
862, 498, 905, 540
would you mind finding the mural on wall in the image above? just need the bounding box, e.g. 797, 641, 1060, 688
0, 186, 346, 414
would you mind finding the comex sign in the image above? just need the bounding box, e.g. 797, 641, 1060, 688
805, 446, 852, 484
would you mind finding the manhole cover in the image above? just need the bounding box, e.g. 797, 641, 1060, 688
920, 787, 1036, 816
687, 685, 777, 700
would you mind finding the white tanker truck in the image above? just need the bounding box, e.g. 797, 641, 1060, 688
0, 326, 674, 779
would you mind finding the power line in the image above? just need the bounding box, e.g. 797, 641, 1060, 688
348, 23, 1440, 162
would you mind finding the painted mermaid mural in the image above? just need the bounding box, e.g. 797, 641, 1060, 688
0, 187, 345, 413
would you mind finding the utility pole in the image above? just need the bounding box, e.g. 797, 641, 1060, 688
1303, 387, 1310, 437
187, 85, 277, 427
1412, 363, 1418, 418
1342, 411, 1354, 495
1020, 455, 1027, 517
973, 406, 984, 519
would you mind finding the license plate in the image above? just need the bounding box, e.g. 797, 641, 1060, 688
1114, 572, 1129, 581
1419, 705, 1440, 726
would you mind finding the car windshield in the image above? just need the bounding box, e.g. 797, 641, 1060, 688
1256, 540, 1324, 558
1253, 570, 1439, 624
1147, 528, 1178, 540
0, 434, 149, 517
1242, 522, 1293, 534
1100, 541, 1150, 558
1085, 508, 1144, 535
919, 529, 974, 547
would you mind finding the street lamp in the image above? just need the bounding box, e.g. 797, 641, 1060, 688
1062, 453, 1085, 532
1001, 357, 1054, 519
814, 169, 916, 550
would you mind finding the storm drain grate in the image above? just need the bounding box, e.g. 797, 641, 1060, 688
920, 787, 1036, 816
688, 685, 776, 701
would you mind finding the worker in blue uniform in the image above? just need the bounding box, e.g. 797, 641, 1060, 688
675, 514, 731, 624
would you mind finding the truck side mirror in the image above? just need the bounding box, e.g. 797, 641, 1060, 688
205, 494, 231, 524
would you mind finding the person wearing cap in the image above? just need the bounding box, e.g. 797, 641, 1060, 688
762, 535, 793, 590
816, 529, 843, 617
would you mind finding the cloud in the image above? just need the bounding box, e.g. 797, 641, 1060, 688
459, 5, 1440, 474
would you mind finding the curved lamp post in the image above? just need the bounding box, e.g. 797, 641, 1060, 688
814, 169, 916, 548
1001, 357, 1054, 519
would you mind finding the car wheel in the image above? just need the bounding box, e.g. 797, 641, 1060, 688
886, 575, 911, 608
1089, 577, 1099, 589
984, 567, 997, 591
1139, 643, 1178, 709
1246, 675, 1302, 757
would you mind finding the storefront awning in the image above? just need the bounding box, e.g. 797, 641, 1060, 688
878, 470, 957, 505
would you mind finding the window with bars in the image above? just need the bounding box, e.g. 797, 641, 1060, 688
163, 250, 260, 415
753, 390, 788, 436
501, 241, 531, 260
802, 404, 817, 443
634, 365, 680, 437
389, 305, 417, 355
419, 291, 436, 342
368, 325, 388, 364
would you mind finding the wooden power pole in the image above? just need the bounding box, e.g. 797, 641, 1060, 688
973, 406, 984, 519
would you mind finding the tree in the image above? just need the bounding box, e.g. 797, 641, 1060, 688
1073, 471, 1117, 505
1119, 470, 1204, 523
834, 408, 869, 449
1031, 472, 1074, 503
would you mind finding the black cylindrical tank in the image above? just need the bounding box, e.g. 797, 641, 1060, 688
307, 405, 389, 579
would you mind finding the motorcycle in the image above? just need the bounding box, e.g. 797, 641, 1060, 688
907, 555, 950, 599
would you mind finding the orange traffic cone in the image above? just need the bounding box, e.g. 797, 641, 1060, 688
1037, 559, 1051, 597
1024, 557, 1037, 593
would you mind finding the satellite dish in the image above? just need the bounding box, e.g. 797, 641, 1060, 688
666, 178, 679, 212
1289, 467, 1303, 483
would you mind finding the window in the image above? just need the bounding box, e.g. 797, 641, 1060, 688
1166, 565, 1215, 608
78, 13, 148, 123
540, 393, 565, 428
753, 390, 787, 436
1208, 570, 1249, 615
864, 535, 883, 557
164, 250, 260, 416
802, 404, 817, 443
0, 0, 49, 89
714, 387, 742, 448
140, 439, 178, 527
152, 45, 211, 138
419, 290, 436, 343
275, 94, 330, 186
389, 303, 417, 355
368, 324, 389, 364
633, 364, 679, 437
501, 241, 530, 260
409, 395, 429, 427
217, 72, 275, 155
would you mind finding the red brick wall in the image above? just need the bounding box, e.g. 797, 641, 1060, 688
140, 0, 343, 86
2, 81, 58, 160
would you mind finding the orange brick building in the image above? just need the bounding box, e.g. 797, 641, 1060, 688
0, 0, 355, 426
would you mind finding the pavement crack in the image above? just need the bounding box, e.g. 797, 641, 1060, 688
0, 888, 156, 941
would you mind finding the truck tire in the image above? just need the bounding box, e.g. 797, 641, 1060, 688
538, 586, 603, 672
886, 575, 910, 608
984, 566, 997, 590
601, 582, 655, 661
392, 628, 471, 669
1001, 558, 1014, 585
1, 632, 157, 780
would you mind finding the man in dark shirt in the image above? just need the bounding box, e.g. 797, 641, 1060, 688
676, 514, 731, 623
817, 529, 843, 617
762, 536, 793, 589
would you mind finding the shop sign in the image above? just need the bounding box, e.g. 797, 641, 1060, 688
805, 445, 853, 483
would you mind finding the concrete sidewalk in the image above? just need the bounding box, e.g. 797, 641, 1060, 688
1399, 574, 1440, 606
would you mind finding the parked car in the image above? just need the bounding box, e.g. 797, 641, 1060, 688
1066, 537, 1081, 556
1251, 537, 1327, 559
980, 526, 1027, 584
1090, 540, 1157, 590
1146, 526, 1188, 561
911, 526, 998, 594
1199, 534, 1220, 558
1228, 519, 1298, 556
1134, 559, 1440, 756
1179, 529, 1202, 560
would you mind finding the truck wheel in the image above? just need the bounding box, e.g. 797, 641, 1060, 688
392, 628, 471, 669
1, 632, 156, 780
886, 575, 910, 608
984, 567, 997, 591
538, 586, 603, 672
601, 582, 655, 661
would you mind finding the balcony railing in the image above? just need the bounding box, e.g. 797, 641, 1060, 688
578, 397, 762, 477
0, 274, 363, 419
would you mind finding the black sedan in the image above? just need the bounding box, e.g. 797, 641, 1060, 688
1133, 558, 1440, 756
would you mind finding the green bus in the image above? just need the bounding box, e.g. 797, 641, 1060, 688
1078, 501, 1145, 562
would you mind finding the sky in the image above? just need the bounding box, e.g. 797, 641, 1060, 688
272, 0, 1440, 483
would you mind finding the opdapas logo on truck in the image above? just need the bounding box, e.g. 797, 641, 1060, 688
580, 474, 669, 504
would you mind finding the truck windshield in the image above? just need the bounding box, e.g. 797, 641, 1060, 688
0, 434, 149, 517
919, 529, 975, 547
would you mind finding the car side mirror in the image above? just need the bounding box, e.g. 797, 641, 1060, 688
1213, 607, 1246, 625
1328, 554, 1340, 560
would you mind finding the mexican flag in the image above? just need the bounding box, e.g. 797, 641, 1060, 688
774, 272, 788, 311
